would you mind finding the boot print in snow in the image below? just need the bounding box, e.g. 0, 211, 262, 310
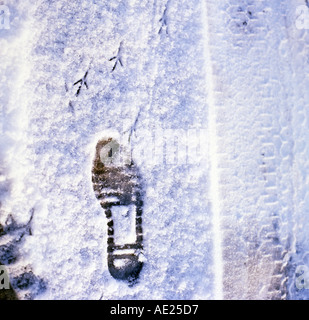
92, 138, 144, 284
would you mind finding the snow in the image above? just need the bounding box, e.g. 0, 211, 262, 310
201, 0, 223, 300
1, 0, 309, 300
112, 205, 137, 245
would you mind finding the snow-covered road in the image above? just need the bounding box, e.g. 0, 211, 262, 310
1, 0, 309, 300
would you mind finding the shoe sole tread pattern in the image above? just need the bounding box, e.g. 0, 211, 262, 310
92, 139, 144, 284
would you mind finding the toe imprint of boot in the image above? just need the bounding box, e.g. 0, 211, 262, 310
92, 138, 144, 284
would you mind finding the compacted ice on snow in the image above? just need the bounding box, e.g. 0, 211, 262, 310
1, 0, 309, 300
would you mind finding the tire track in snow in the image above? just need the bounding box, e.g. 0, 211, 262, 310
203, 0, 296, 299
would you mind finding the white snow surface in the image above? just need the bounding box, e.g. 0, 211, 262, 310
1, 0, 309, 300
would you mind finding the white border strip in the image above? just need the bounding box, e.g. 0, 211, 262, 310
201, 0, 223, 300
